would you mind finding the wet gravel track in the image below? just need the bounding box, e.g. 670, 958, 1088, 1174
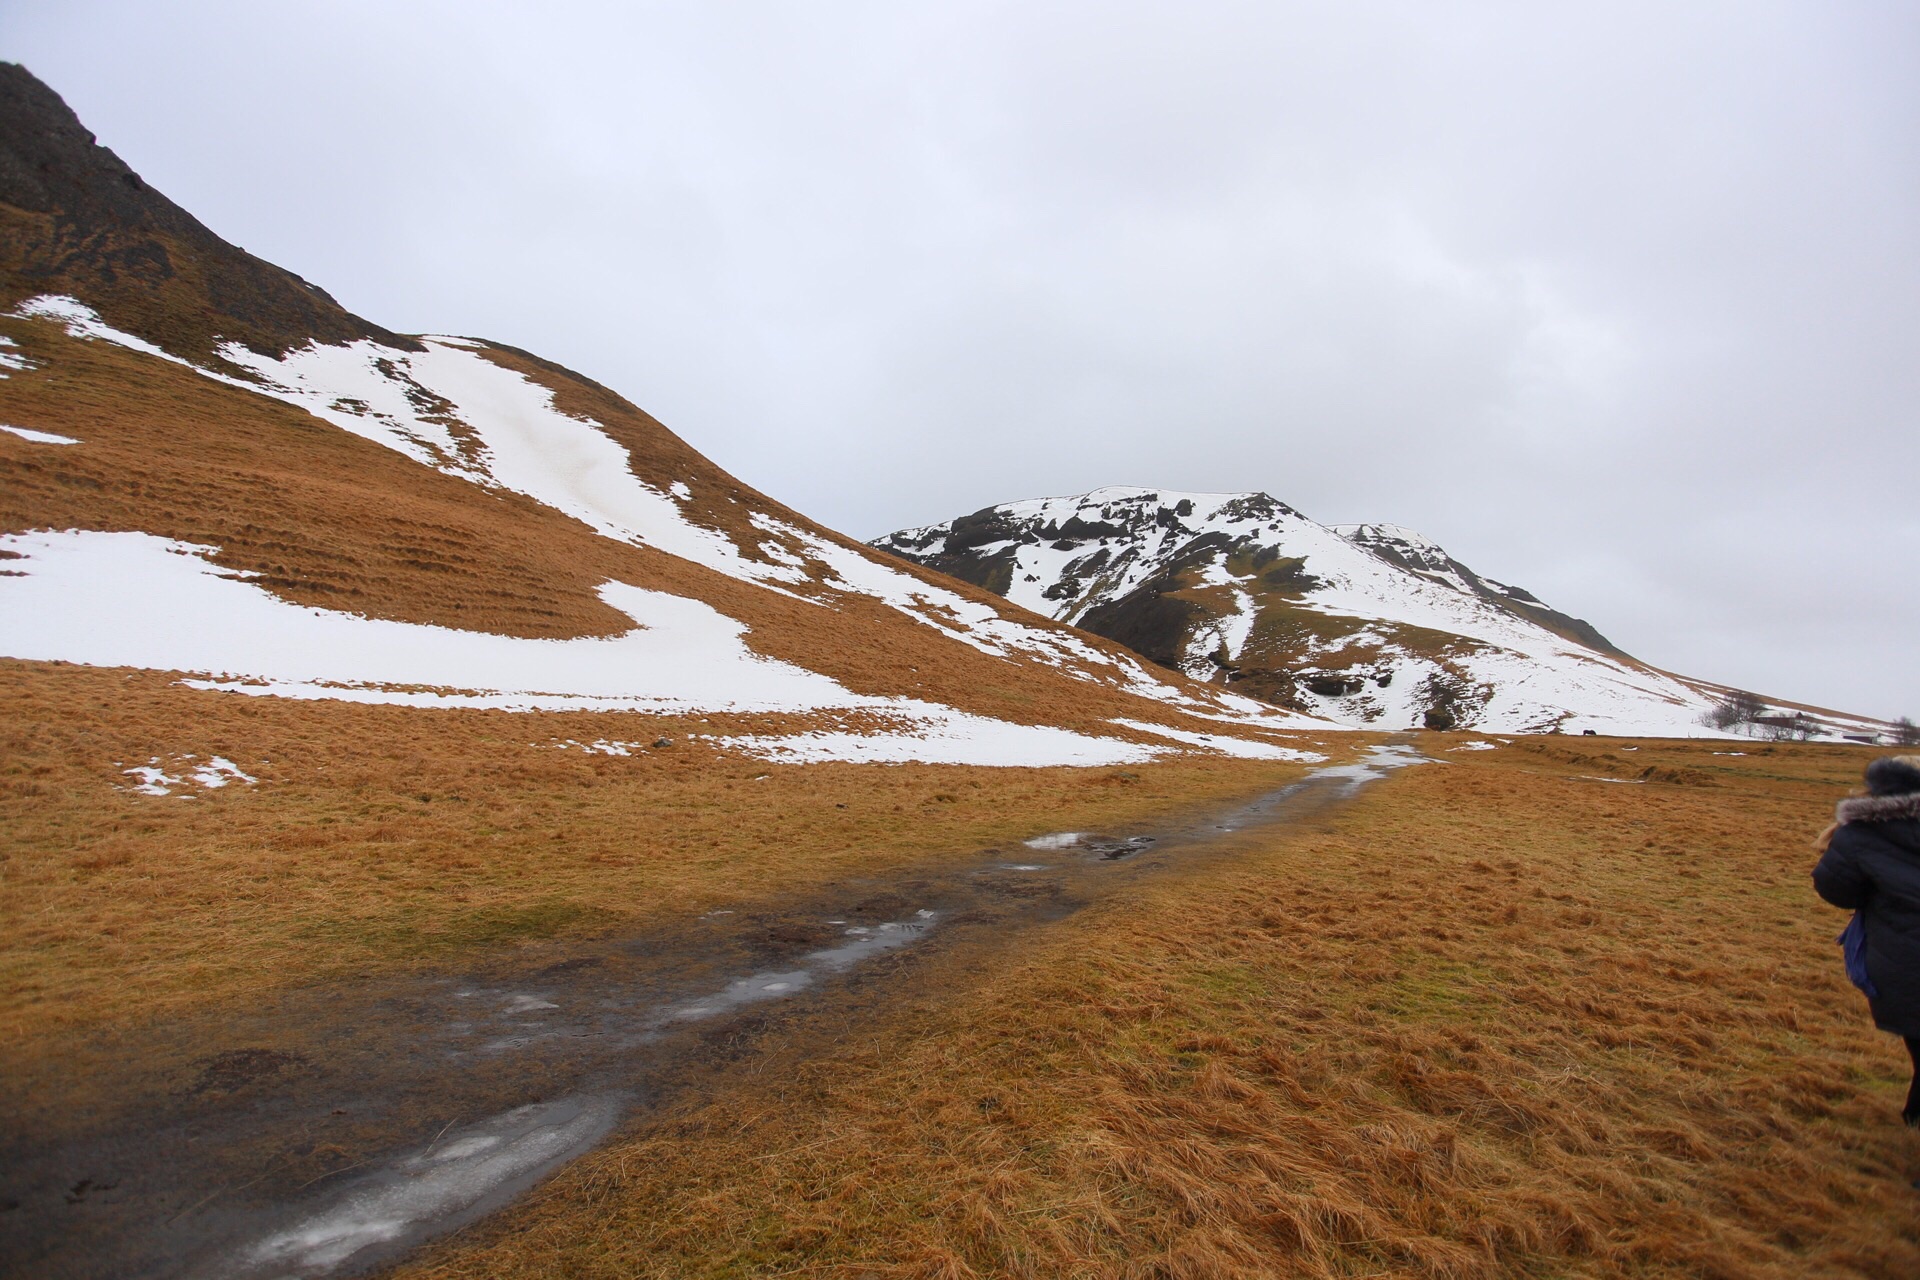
0, 744, 1422, 1279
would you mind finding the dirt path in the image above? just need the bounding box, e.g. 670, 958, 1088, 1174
1, 744, 1423, 1280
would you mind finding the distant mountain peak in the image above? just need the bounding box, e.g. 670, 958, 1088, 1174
874, 487, 1755, 735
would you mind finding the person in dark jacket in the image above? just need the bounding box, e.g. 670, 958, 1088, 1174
1813, 754, 1920, 1123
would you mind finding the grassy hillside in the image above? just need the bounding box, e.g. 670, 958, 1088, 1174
0, 658, 1339, 1060
0, 314, 1281, 740
380, 739, 1920, 1279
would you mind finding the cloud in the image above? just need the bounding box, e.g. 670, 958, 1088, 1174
5, 0, 1916, 715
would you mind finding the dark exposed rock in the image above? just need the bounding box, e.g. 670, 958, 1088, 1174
1165, 530, 1233, 563
1078, 580, 1201, 670
873, 511, 1023, 594
884, 527, 943, 552
1220, 493, 1297, 522
1415, 670, 1485, 733
1056, 515, 1127, 542
1064, 546, 1111, 576
944, 507, 1024, 553
1218, 668, 1306, 711
1257, 556, 1320, 592
0, 62, 416, 360
936, 542, 1019, 595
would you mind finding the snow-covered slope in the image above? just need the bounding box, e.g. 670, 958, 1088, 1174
874, 487, 1881, 738
3, 67, 1872, 752
2, 300, 1340, 764
0, 67, 1343, 766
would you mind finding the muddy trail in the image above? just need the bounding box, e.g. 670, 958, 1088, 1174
1, 744, 1424, 1280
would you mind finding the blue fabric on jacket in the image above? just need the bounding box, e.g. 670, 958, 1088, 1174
1813, 791, 1920, 1037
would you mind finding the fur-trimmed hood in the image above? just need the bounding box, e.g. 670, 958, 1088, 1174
1837, 792, 1920, 825
1816, 786, 1920, 1037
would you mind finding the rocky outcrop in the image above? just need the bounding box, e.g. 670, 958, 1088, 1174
0, 63, 411, 359
873, 486, 1766, 735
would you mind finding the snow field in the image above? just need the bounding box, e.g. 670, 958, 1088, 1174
1108, 719, 1325, 762
706, 710, 1171, 767
0, 530, 872, 715
0, 530, 1230, 767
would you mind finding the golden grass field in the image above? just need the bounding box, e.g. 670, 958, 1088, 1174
0, 660, 1338, 1057
358, 735, 1916, 1280
6, 666, 1918, 1276
6, 318, 1914, 1278
9, 117, 1912, 1277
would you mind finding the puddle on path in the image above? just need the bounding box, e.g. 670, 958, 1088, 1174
4, 741, 1427, 1280
1020, 744, 1426, 853
666, 911, 936, 1022
217, 1096, 622, 1280
1019, 833, 1157, 859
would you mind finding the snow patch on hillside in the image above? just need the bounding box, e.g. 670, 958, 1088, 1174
0, 334, 34, 377
1109, 719, 1325, 761
711, 711, 1172, 766
217, 335, 820, 594
1, 424, 79, 444
120, 754, 257, 797
11, 297, 1261, 718
14, 295, 189, 366
0, 530, 863, 713
0, 530, 1191, 766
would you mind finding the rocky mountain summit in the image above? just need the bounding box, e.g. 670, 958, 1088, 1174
874, 487, 1876, 737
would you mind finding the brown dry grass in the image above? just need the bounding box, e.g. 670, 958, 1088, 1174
393, 738, 1920, 1279
0, 660, 1336, 1064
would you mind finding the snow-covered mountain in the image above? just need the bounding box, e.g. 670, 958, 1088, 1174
874, 487, 1881, 738
0, 64, 1329, 767
1, 64, 1878, 750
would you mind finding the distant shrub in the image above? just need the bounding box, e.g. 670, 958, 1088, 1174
1757, 712, 1818, 742
1700, 689, 1766, 732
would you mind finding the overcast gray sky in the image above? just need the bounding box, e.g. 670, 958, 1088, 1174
5, 2, 1916, 719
